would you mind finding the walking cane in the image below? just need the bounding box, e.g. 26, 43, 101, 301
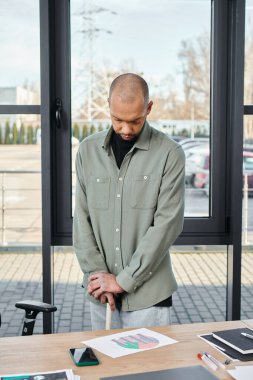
105, 302, 112, 330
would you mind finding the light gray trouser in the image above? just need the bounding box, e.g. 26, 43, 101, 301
89, 302, 171, 330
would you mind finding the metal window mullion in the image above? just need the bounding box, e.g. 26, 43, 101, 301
226, 0, 245, 321
0, 105, 40, 114
40, 0, 55, 334
178, 0, 229, 243
244, 105, 253, 114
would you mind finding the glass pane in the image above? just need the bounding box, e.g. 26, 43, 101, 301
70, 0, 211, 218
242, 116, 253, 247
0, 114, 42, 245
52, 246, 227, 332
244, 0, 253, 105
54, 246, 91, 332
242, 2, 253, 322
0, 114, 42, 337
0, 1, 40, 105
171, 247, 226, 323
243, 1, 253, 246
0, 249, 43, 337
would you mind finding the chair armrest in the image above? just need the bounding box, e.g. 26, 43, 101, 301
15, 300, 57, 313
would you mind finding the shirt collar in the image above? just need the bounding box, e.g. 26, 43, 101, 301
102, 121, 151, 153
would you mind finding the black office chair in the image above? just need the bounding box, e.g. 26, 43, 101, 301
15, 300, 57, 335
0, 300, 57, 336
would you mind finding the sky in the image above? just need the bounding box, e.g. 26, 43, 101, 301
0, 0, 210, 91
0, 0, 253, 105
0, 0, 40, 89
70, 0, 211, 113
71, 0, 211, 91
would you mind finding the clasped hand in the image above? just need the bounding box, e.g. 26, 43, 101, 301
87, 272, 124, 311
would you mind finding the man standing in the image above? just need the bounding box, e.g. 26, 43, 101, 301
73, 73, 185, 330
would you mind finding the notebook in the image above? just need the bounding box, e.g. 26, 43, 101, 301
199, 333, 253, 361
100, 365, 219, 380
212, 328, 253, 354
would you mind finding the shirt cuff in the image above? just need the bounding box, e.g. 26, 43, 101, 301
116, 269, 140, 293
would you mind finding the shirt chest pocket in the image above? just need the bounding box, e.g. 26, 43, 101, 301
131, 175, 160, 209
88, 176, 110, 209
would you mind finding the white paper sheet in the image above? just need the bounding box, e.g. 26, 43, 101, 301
0, 369, 79, 380
228, 365, 253, 380
81, 327, 177, 358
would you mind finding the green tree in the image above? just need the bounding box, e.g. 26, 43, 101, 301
180, 128, 189, 137
19, 123, 25, 144
4, 120, 11, 144
81, 125, 88, 141
90, 125, 96, 135
27, 125, 33, 144
12, 123, 19, 144
73, 123, 80, 140
35, 126, 40, 144
172, 125, 177, 136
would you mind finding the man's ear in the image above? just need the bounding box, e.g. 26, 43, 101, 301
147, 100, 153, 115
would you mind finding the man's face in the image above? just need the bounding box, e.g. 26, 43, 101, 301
109, 95, 153, 141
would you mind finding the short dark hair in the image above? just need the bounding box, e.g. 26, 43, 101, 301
109, 73, 149, 106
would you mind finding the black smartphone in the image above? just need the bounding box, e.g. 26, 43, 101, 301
69, 347, 99, 366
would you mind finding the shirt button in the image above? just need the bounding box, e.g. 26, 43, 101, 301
116, 247, 120, 251
144, 176, 148, 180
149, 272, 152, 275
116, 228, 120, 232
115, 263, 118, 267
117, 194, 121, 198
119, 177, 123, 181
96, 178, 100, 182
134, 286, 137, 290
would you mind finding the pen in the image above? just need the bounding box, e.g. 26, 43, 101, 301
197, 353, 218, 371
241, 332, 253, 340
212, 344, 226, 352
204, 352, 226, 369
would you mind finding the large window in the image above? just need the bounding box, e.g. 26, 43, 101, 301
45, 0, 228, 245
0, 0, 41, 245
0, 1, 42, 337
44, 1, 244, 331
241, 0, 253, 322
0, 0, 247, 336
242, 0, 253, 246
70, 0, 211, 218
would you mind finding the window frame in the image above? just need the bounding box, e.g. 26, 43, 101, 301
48, 0, 232, 246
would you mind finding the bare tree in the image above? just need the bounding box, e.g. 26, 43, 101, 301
178, 31, 210, 120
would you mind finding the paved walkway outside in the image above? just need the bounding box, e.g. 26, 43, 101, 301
0, 249, 253, 337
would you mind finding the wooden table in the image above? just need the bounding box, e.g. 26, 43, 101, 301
1, 320, 253, 379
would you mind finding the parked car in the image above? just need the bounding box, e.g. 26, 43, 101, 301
185, 147, 209, 187
189, 150, 253, 197
243, 151, 253, 197
243, 144, 253, 153
180, 137, 209, 153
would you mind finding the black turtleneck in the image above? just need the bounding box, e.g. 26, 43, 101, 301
111, 131, 137, 168
110, 130, 172, 309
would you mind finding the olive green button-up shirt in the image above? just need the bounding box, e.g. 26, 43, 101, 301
73, 122, 185, 311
